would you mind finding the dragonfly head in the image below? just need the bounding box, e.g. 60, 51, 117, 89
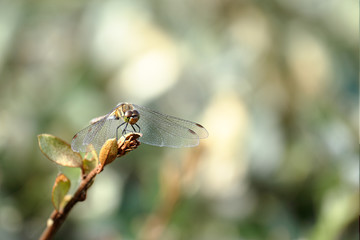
124, 110, 140, 125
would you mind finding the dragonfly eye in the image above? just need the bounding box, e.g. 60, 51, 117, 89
132, 110, 139, 118
124, 110, 133, 118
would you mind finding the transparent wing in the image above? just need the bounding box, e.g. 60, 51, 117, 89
71, 118, 124, 152
133, 104, 208, 148
71, 104, 126, 153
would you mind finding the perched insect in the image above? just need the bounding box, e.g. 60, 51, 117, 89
71, 102, 208, 152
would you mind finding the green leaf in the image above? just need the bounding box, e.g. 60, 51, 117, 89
38, 134, 82, 168
52, 174, 71, 211
58, 166, 82, 195
82, 155, 98, 176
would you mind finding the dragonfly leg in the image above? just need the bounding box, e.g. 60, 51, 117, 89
130, 124, 136, 132
121, 122, 129, 137
135, 123, 141, 133
116, 122, 126, 140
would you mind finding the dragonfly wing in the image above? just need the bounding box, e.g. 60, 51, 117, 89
71, 104, 124, 152
71, 117, 124, 153
71, 124, 99, 152
86, 119, 124, 152
133, 104, 208, 148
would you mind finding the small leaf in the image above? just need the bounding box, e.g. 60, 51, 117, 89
38, 134, 82, 168
58, 166, 82, 195
82, 148, 98, 175
99, 138, 118, 167
52, 174, 71, 211
83, 157, 98, 176
87, 147, 99, 164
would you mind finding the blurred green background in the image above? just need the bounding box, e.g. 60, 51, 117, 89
0, 0, 358, 239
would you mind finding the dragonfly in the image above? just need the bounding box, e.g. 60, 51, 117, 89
71, 102, 209, 152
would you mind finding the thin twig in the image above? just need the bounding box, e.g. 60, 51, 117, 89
39, 133, 141, 240
39, 165, 99, 240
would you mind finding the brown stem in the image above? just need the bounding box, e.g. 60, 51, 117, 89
39, 165, 100, 240
39, 133, 141, 240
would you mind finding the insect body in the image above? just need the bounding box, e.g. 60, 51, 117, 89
71, 102, 208, 152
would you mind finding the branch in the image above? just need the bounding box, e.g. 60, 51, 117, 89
39, 133, 141, 240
